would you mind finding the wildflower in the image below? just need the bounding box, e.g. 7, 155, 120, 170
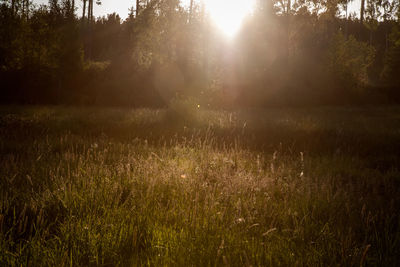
237, 218, 245, 223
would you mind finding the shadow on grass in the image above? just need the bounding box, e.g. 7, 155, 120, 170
1, 106, 400, 265
1, 106, 399, 168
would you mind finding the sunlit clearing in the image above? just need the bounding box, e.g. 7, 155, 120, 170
204, 0, 255, 37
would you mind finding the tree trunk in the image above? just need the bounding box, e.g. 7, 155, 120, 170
286, 0, 291, 66
345, 1, 348, 37
87, 0, 94, 59
88, 0, 93, 24
87, 0, 91, 21
88, 0, 93, 23
82, 0, 86, 21
360, 0, 365, 23
136, 0, 140, 17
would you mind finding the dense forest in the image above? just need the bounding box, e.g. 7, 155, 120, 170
0, 0, 399, 106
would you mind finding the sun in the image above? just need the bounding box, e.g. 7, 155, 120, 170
203, 0, 255, 37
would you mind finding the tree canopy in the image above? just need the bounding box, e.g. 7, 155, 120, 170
0, 0, 399, 106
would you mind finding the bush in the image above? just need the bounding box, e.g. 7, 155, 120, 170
329, 32, 376, 92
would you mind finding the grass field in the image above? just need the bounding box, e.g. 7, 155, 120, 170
0, 105, 400, 266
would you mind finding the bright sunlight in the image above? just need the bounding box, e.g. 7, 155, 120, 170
203, 0, 256, 37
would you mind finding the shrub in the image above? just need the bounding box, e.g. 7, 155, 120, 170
329, 32, 376, 92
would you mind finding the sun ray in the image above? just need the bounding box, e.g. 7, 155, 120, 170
203, 0, 255, 37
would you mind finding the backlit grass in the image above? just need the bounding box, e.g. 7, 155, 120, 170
0, 105, 399, 266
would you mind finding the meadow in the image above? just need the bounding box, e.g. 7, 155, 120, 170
0, 105, 399, 266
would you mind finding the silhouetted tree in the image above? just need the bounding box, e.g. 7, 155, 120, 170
0, 0, 399, 106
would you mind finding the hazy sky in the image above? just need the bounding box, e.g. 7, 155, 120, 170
33, 0, 139, 19
32, 0, 361, 20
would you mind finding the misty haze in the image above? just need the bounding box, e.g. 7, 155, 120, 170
0, 0, 400, 266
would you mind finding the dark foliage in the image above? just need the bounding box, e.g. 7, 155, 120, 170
0, 0, 399, 106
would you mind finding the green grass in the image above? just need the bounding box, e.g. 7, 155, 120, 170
0, 105, 399, 266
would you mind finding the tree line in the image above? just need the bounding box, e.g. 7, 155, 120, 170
0, 0, 399, 107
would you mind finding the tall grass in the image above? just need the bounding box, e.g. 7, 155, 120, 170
0, 106, 399, 266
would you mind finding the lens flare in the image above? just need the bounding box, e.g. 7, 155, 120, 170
203, 0, 255, 37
